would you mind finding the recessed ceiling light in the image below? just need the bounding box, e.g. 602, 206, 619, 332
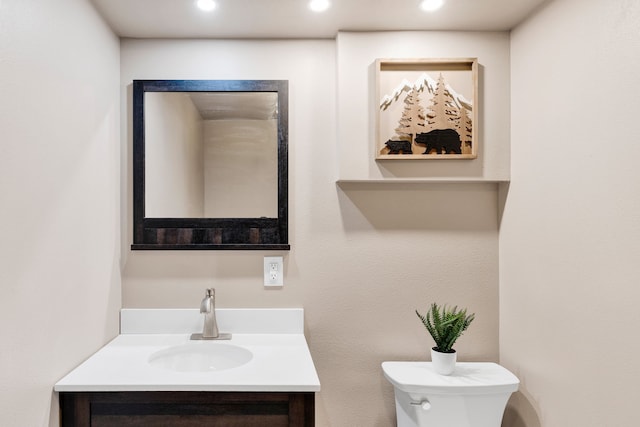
420, 0, 444, 12
196, 0, 216, 12
309, 0, 330, 13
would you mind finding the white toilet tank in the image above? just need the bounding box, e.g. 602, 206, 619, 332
382, 362, 519, 427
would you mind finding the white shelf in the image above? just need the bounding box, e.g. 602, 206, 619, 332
336, 178, 509, 185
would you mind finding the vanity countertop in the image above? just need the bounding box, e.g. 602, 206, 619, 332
54, 309, 320, 393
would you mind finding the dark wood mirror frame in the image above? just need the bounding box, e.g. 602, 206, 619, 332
132, 80, 289, 250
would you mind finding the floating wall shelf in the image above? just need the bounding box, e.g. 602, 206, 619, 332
336, 178, 509, 185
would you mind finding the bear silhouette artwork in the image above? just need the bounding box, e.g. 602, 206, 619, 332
384, 139, 413, 154
415, 129, 462, 154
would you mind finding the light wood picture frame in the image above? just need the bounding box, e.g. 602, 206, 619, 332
375, 58, 478, 160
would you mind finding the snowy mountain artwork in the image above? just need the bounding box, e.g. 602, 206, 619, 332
375, 59, 477, 160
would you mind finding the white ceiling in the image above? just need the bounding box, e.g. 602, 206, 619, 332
90, 0, 548, 39
189, 92, 277, 120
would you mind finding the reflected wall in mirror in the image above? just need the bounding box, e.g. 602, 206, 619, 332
132, 80, 289, 250
145, 92, 278, 218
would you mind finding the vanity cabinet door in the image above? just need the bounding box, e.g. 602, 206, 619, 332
59, 391, 314, 427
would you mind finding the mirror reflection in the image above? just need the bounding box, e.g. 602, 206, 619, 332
144, 92, 278, 218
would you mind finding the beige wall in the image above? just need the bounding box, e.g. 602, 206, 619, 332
0, 0, 121, 426
145, 92, 205, 217
501, 0, 640, 426
204, 118, 278, 218
121, 35, 505, 426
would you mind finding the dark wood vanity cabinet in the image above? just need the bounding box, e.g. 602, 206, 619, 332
60, 391, 315, 427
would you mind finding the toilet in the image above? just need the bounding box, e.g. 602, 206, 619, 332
382, 361, 519, 427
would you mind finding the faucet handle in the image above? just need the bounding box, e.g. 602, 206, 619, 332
200, 288, 214, 313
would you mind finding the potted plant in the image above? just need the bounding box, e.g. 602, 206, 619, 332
416, 303, 475, 375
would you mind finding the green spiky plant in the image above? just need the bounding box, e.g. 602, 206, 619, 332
416, 303, 475, 353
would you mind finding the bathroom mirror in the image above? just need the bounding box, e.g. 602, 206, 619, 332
132, 80, 289, 250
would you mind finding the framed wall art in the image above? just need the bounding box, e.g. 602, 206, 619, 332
375, 58, 478, 160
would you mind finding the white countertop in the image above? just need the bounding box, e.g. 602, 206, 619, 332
54, 309, 321, 393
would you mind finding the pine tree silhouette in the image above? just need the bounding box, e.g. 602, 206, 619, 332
457, 105, 473, 154
426, 74, 459, 131
394, 87, 426, 149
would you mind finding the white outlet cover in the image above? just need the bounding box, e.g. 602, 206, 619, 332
264, 256, 284, 287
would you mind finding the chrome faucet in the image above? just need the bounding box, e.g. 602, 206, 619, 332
201, 288, 219, 338
191, 288, 231, 340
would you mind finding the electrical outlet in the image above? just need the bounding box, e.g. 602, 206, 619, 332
264, 256, 283, 287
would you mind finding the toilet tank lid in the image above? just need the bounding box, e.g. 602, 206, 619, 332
382, 362, 519, 395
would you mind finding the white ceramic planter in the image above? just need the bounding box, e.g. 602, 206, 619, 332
431, 347, 456, 375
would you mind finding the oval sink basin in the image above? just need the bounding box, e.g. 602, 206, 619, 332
149, 343, 253, 372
